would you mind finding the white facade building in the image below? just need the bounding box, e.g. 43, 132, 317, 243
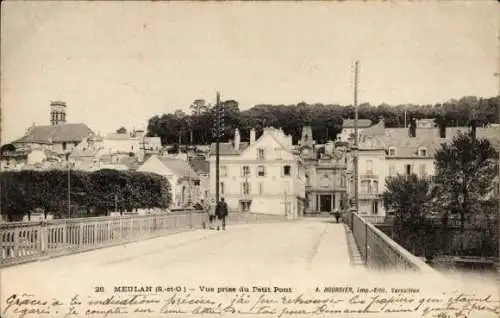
208, 127, 306, 219
346, 118, 500, 216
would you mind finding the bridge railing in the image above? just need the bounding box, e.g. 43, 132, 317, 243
346, 211, 439, 274
0, 210, 290, 267
0, 210, 208, 267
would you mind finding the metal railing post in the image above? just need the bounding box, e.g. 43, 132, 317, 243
189, 209, 193, 229
365, 220, 368, 266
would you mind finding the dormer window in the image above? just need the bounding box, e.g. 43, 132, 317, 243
388, 147, 396, 156
257, 148, 265, 160
418, 148, 427, 157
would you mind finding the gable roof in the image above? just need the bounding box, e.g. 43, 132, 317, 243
14, 123, 94, 144
209, 141, 250, 155
342, 119, 372, 129
119, 156, 140, 170
189, 157, 209, 174
157, 157, 199, 178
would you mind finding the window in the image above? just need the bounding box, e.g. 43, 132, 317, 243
366, 160, 373, 174
340, 175, 346, 188
242, 182, 251, 195
258, 182, 264, 195
283, 165, 291, 176
62, 142, 67, 151
257, 165, 266, 177
388, 147, 396, 156
405, 164, 412, 176
373, 181, 379, 194
418, 148, 427, 157
220, 166, 227, 177
242, 165, 250, 177
419, 164, 427, 178
361, 180, 370, 193
389, 164, 396, 177
220, 182, 225, 194
372, 201, 379, 214
257, 148, 265, 160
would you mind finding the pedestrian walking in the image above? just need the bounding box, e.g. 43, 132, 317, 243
334, 208, 341, 223
215, 197, 229, 231
207, 198, 216, 230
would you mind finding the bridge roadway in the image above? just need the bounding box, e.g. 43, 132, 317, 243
1, 218, 497, 318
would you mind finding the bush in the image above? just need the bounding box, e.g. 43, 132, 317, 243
0, 169, 172, 220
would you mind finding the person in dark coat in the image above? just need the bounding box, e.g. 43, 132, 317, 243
334, 208, 341, 223
215, 197, 229, 231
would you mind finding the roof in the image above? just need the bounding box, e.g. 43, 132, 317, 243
209, 142, 250, 155
14, 123, 94, 144
119, 156, 140, 170
189, 157, 209, 174
342, 119, 372, 129
71, 148, 100, 158
104, 133, 135, 140
361, 119, 385, 136
363, 126, 500, 157
158, 157, 199, 178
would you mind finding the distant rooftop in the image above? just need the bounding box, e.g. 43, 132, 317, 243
342, 119, 372, 129
13, 123, 94, 144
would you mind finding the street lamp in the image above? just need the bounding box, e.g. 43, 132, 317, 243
65, 152, 72, 218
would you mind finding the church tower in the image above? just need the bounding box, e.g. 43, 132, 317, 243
50, 101, 67, 126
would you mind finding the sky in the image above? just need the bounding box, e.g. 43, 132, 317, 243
1, 1, 499, 143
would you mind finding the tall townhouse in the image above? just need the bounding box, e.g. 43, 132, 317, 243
208, 127, 306, 219
351, 118, 500, 216
298, 126, 349, 214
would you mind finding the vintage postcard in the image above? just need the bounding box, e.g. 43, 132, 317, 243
0, 1, 499, 317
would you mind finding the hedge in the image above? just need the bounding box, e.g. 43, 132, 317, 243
0, 169, 172, 221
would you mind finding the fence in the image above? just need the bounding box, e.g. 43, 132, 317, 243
0, 210, 289, 267
0, 210, 208, 267
346, 211, 439, 274
361, 215, 465, 228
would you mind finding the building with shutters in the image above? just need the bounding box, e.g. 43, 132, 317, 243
345, 117, 500, 216
208, 127, 306, 219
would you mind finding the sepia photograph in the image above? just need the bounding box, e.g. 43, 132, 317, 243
0, 1, 499, 317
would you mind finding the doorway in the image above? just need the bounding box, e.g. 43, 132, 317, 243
319, 195, 332, 212
239, 200, 252, 212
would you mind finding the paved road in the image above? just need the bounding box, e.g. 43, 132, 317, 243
1, 219, 497, 318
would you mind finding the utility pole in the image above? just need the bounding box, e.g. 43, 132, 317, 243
66, 153, 71, 219
214, 92, 223, 204
353, 60, 360, 214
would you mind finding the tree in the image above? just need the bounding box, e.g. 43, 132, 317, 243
383, 174, 434, 255
116, 127, 127, 134
146, 95, 499, 146
432, 132, 498, 253
190, 99, 209, 116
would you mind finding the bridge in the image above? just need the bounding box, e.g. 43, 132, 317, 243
1, 212, 498, 318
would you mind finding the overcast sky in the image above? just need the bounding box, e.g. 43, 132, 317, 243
1, 1, 498, 143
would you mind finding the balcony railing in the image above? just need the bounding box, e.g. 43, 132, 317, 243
360, 172, 378, 179
345, 211, 441, 275
358, 192, 381, 200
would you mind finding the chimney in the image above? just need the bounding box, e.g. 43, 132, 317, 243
250, 128, 256, 144
234, 128, 240, 150
408, 118, 417, 138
